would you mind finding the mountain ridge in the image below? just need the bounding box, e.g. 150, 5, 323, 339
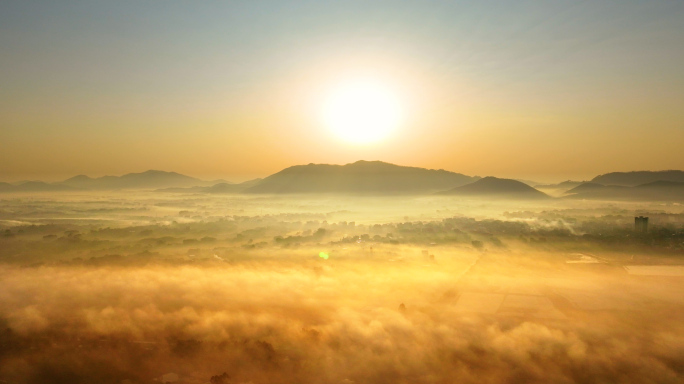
564, 180, 684, 201
2, 165, 683, 198
591, 170, 684, 187
244, 160, 479, 194
438, 176, 550, 199
59, 170, 211, 190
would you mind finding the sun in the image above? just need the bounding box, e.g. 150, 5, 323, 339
321, 80, 402, 144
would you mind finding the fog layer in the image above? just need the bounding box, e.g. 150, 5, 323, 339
0, 193, 682, 383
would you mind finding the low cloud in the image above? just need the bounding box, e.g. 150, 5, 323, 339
0, 256, 682, 384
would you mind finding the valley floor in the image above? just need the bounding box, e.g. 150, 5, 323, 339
0, 192, 683, 384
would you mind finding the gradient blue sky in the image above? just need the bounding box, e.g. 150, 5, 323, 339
1, 1, 683, 182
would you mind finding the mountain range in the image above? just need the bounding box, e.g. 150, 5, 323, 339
0, 170, 222, 192
0, 181, 75, 193
590, 170, 684, 187
243, 160, 478, 194
157, 179, 263, 194
61, 170, 223, 190
0, 164, 682, 201
564, 180, 684, 201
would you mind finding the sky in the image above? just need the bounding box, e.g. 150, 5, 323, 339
1, 0, 683, 183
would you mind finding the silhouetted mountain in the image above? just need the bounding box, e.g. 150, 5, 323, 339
63, 174, 92, 183
535, 180, 585, 190
60, 170, 209, 190
565, 182, 619, 194
438, 177, 550, 199
203, 183, 242, 194
516, 179, 542, 186
0, 181, 76, 193
209, 179, 231, 185
9, 180, 43, 185
206, 179, 262, 194
565, 180, 684, 201
635, 180, 684, 189
591, 170, 684, 187
245, 161, 478, 194
157, 179, 263, 194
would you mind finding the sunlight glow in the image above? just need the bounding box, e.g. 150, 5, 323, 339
322, 80, 402, 144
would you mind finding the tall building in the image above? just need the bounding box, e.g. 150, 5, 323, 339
634, 216, 649, 233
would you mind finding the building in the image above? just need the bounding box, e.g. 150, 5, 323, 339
634, 216, 648, 233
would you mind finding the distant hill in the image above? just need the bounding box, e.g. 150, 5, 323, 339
203, 183, 244, 194
60, 170, 210, 190
565, 182, 619, 194
565, 180, 684, 201
534, 180, 587, 197
535, 180, 585, 190
0, 181, 75, 193
437, 177, 550, 199
591, 171, 684, 187
635, 180, 684, 189
516, 179, 542, 186
244, 161, 478, 194
0, 170, 217, 193
209, 179, 231, 185
157, 179, 263, 194
206, 179, 262, 194
16, 181, 75, 192
61, 175, 93, 188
